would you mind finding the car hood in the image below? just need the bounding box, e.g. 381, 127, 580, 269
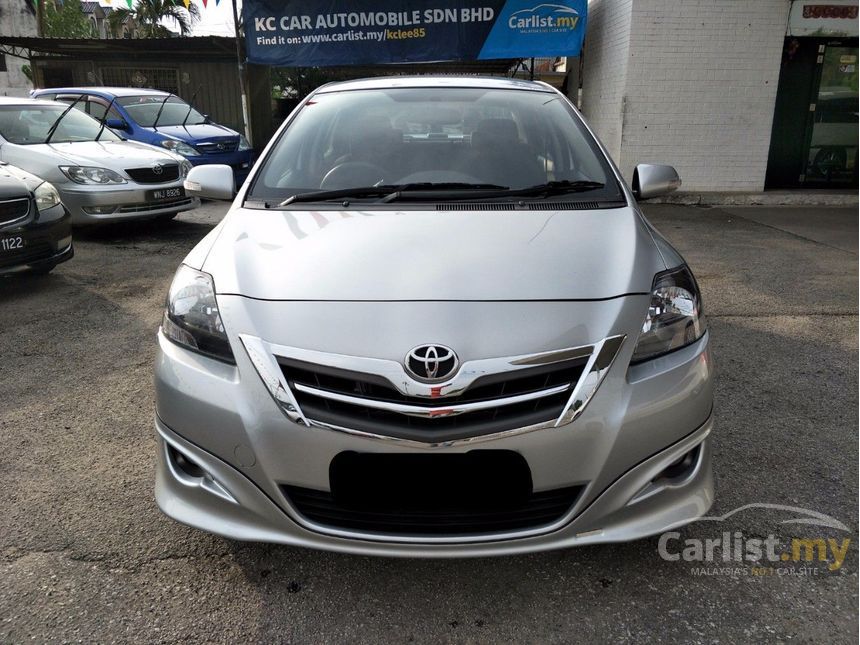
36, 140, 178, 167
200, 206, 667, 301
150, 123, 238, 144
0, 162, 43, 192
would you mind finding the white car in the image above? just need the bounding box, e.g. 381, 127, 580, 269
0, 97, 200, 225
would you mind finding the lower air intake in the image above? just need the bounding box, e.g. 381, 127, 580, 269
281, 451, 583, 536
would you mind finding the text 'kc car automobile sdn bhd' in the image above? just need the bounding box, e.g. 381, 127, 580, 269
156, 77, 714, 557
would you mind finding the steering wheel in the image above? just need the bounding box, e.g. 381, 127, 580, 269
320, 162, 387, 190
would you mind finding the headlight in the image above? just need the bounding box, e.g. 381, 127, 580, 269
237, 135, 252, 151
60, 166, 127, 185
34, 181, 61, 212
631, 265, 707, 364
162, 265, 234, 363
180, 160, 193, 178
160, 139, 200, 157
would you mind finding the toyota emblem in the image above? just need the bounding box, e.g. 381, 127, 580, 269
152, 163, 163, 175
405, 344, 459, 382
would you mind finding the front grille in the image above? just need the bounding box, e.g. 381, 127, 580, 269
279, 357, 587, 442
0, 241, 53, 268
281, 451, 583, 536
196, 139, 239, 153
125, 164, 180, 184
118, 197, 194, 213
0, 198, 30, 228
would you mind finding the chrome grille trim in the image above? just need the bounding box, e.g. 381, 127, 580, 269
239, 333, 625, 447
291, 381, 572, 418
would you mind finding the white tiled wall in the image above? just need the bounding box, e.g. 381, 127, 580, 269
582, 0, 791, 192
580, 0, 633, 161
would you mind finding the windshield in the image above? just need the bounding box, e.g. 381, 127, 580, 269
117, 95, 206, 127
0, 105, 121, 145
249, 87, 623, 203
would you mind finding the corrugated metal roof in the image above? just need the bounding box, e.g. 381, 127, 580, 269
0, 36, 519, 75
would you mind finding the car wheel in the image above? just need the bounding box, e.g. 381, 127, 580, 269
813, 147, 847, 179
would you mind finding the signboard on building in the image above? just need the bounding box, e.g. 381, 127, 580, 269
243, 1, 588, 67
788, 0, 859, 37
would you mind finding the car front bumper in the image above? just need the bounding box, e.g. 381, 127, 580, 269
59, 182, 200, 225
0, 205, 73, 275
153, 298, 715, 557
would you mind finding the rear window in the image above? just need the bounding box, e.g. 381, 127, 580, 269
248, 87, 623, 203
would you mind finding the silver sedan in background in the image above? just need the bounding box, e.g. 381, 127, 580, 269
0, 97, 199, 225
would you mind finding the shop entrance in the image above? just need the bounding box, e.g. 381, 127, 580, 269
766, 37, 859, 189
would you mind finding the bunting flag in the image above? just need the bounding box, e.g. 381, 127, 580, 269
182, 0, 191, 8
202, 0, 208, 7
126, 0, 133, 8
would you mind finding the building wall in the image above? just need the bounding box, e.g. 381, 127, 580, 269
580, 0, 633, 161
0, 0, 37, 97
582, 0, 791, 192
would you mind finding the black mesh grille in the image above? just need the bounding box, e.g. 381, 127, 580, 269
125, 164, 180, 184
279, 357, 587, 442
281, 451, 583, 536
0, 198, 30, 227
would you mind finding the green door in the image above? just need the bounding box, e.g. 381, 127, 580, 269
766, 38, 859, 189
803, 45, 858, 184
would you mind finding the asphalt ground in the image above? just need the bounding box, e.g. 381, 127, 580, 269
0, 202, 857, 643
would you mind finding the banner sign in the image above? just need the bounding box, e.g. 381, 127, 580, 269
243, 1, 588, 67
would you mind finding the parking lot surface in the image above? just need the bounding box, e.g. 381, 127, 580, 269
1, 202, 857, 643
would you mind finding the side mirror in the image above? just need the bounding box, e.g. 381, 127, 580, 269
202, 114, 211, 124
632, 164, 682, 200
184, 164, 235, 200
106, 118, 129, 131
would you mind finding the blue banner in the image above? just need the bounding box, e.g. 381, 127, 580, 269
243, 1, 587, 67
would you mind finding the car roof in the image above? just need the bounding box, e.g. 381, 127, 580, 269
33, 87, 169, 98
313, 75, 556, 94
0, 96, 66, 107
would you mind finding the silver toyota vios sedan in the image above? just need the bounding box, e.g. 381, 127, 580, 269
0, 97, 199, 225
156, 77, 714, 557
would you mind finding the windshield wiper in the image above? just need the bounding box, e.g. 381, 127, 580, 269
509, 180, 605, 197
44, 94, 85, 144
181, 86, 201, 128
152, 93, 175, 130
278, 182, 508, 206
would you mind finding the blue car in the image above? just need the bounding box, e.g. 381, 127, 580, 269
31, 87, 254, 185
